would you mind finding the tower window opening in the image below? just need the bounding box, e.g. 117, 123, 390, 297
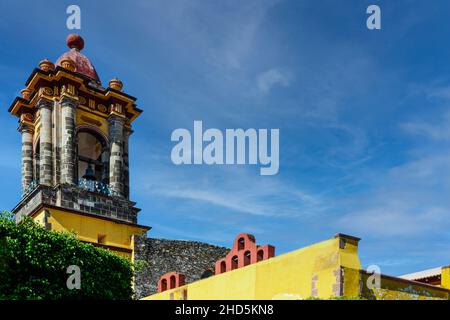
77, 131, 106, 183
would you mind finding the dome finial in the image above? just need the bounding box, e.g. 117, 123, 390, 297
109, 77, 123, 91
66, 33, 84, 50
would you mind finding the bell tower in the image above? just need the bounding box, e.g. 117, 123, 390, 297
8, 34, 149, 259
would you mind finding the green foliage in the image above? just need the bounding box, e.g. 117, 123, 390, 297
0, 211, 133, 300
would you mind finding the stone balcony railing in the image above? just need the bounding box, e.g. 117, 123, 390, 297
13, 183, 139, 224
22, 180, 38, 198
78, 178, 112, 196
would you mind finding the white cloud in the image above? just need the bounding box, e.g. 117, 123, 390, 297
336, 152, 450, 238
149, 222, 236, 244
402, 112, 450, 141
338, 205, 449, 237
256, 68, 292, 95
135, 0, 280, 70
427, 85, 450, 101
135, 162, 325, 219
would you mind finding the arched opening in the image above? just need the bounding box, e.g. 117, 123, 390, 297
169, 275, 176, 289
257, 250, 264, 262
220, 261, 226, 273
76, 129, 110, 194
231, 255, 238, 270
238, 237, 245, 250
161, 279, 168, 292
77, 130, 107, 182
244, 250, 251, 266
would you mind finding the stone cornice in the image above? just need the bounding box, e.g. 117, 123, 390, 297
9, 67, 142, 122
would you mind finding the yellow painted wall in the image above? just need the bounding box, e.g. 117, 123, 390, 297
342, 267, 361, 298
360, 273, 449, 300
144, 235, 361, 300
143, 235, 450, 301
33, 210, 47, 226
76, 108, 108, 137
441, 266, 450, 290
32, 207, 146, 260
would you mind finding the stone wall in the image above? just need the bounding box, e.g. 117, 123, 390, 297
13, 184, 139, 223
134, 236, 229, 299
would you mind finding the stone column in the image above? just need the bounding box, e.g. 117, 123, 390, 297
101, 146, 110, 183
60, 96, 77, 185
38, 99, 53, 186
123, 128, 132, 199
19, 123, 34, 195
108, 115, 125, 197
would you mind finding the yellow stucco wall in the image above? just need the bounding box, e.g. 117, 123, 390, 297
32, 207, 146, 260
143, 235, 450, 300
441, 266, 450, 290
360, 272, 449, 300
76, 108, 109, 137
144, 235, 361, 300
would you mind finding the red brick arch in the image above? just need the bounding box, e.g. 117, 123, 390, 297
157, 272, 186, 293
215, 233, 275, 275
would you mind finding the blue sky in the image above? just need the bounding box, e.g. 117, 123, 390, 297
1, 0, 450, 276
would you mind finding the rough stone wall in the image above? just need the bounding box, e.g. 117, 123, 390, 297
134, 236, 229, 299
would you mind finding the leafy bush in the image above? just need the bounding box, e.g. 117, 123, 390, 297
0, 211, 133, 300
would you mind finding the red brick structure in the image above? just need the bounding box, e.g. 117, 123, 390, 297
157, 272, 186, 293
215, 233, 275, 275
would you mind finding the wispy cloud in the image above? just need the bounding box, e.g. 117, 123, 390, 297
336, 148, 450, 238
338, 204, 450, 237
149, 222, 236, 244
256, 68, 292, 95
136, 163, 326, 219
402, 120, 450, 141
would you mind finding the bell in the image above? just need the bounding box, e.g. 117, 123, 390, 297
82, 164, 96, 181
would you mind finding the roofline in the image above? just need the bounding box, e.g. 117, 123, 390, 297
334, 233, 361, 242
361, 270, 450, 294
22, 67, 138, 102
400, 267, 443, 281
26, 202, 151, 231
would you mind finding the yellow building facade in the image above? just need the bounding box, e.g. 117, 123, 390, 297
144, 234, 450, 300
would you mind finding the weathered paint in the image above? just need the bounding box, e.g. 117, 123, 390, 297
360, 272, 449, 300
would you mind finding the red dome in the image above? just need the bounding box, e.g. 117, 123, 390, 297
56, 34, 100, 83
